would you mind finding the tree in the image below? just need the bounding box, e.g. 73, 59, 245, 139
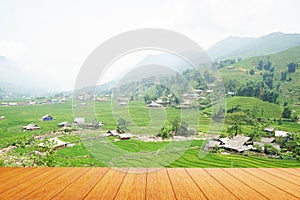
281, 71, 287, 81
226, 113, 244, 135
203, 71, 216, 83
264, 144, 279, 155
176, 121, 192, 136
160, 122, 172, 139
32, 139, 57, 167
249, 69, 255, 75
117, 118, 130, 133
257, 60, 263, 70
212, 106, 225, 122
287, 62, 297, 73
171, 118, 180, 132
281, 108, 292, 119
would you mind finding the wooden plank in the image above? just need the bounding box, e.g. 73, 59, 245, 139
167, 168, 208, 200
0, 167, 19, 174
206, 168, 268, 200
242, 168, 300, 199
260, 168, 300, 186
146, 168, 176, 200
223, 168, 299, 200
0, 167, 67, 199
277, 168, 300, 177
1, 167, 300, 200
52, 168, 109, 200
22, 168, 89, 200
0, 167, 28, 182
115, 168, 147, 200
84, 168, 128, 200
187, 168, 238, 200
0, 167, 46, 193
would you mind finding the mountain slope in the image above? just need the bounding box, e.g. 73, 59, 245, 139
208, 32, 300, 60
219, 45, 300, 104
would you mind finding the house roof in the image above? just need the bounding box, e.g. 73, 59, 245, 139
58, 122, 69, 126
253, 142, 281, 150
23, 123, 40, 129
119, 133, 132, 139
223, 135, 251, 151
74, 117, 85, 124
261, 137, 275, 143
108, 130, 120, 136
218, 137, 229, 144
39, 137, 68, 148
182, 100, 190, 105
48, 137, 68, 147
148, 101, 162, 107
275, 130, 289, 137
264, 127, 275, 132
205, 140, 220, 148
42, 114, 53, 119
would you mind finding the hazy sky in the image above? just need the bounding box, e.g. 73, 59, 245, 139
1, 0, 300, 91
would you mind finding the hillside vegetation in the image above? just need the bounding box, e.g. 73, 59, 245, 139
220, 45, 300, 105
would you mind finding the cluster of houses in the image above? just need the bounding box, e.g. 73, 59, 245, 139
204, 127, 291, 154
204, 134, 281, 153
1, 98, 68, 107
104, 130, 132, 140
22, 116, 104, 132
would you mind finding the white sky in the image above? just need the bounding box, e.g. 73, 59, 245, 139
1, 0, 300, 91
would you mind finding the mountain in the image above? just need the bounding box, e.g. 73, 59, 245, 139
110, 53, 194, 86
0, 56, 52, 99
208, 32, 300, 60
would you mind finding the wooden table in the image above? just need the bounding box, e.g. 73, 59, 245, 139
0, 167, 299, 199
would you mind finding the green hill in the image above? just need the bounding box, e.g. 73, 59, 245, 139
220, 45, 300, 105
226, 97, 282, 119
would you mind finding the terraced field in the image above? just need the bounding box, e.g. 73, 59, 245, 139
52, 138, 300, 167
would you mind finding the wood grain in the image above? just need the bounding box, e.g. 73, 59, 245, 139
0, 167, 299, 200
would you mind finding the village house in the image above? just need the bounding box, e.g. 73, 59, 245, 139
222, 135, 253, 152
58, 122, 72, 128
107, 130, 120, 136
264, 127, 275, 133
275, 130, 289, 137
119, 102, 127, 106
42, 114, 54, 121
119, 133, 132, 140
39, 137, 73, 150
203, 140, 220, 151
253, 137, 281, 151
147, 101, 162, 108
74, 117, 85, 125
180, 99, 191, 108
23, 123, 40, 131
0, 116, 5, 120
